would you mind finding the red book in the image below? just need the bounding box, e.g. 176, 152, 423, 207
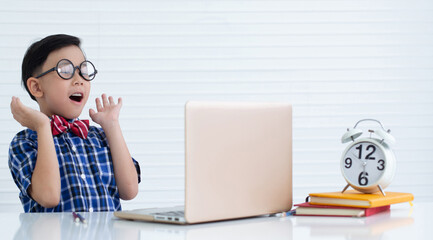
294, 202, 390, 217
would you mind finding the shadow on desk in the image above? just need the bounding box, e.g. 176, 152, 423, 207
13, 212, 130, 240
294, 211, 414, 240
13, 212, 293, 240
112, 215, 294, 240
12, 209, 414, 240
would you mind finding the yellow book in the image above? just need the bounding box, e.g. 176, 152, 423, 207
309, 190, 414, 208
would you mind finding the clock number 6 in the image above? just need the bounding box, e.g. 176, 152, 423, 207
377, 159, 385, 170
358, 172, 369, 186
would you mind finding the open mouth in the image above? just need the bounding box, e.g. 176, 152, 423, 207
69, 93, 84, 102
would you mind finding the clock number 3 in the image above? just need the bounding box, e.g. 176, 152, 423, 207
377, 159, 385, 170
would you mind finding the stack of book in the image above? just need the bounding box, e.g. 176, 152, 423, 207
293, 190, 414, 217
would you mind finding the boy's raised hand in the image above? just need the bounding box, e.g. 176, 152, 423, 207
89, 94, 122, 128
90, 94, 138, 200
10, 96, 50, 131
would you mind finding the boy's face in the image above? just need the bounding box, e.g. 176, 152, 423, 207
36, 45, 91, 119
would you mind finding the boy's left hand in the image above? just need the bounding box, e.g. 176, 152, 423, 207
89, 94, 122, 128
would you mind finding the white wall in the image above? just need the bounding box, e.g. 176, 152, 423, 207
0, 0, 432, 212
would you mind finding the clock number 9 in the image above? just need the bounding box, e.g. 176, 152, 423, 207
344, 158, 352, 168
358, 172, 369, 186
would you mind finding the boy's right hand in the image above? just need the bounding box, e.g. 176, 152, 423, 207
10, 96, 50, 132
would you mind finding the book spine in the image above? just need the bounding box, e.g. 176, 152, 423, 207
364, 205, 390, 216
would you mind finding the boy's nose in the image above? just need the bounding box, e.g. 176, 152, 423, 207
73, 80, 84, 85
72, 74, 85, 85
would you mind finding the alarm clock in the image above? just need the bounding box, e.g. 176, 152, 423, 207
340, 119, 396, 196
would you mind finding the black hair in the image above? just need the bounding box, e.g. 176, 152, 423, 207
21, 34, 81, 101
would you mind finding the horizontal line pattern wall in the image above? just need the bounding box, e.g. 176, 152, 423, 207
0, 0, 432, 212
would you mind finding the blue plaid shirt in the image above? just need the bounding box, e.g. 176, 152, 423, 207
8, 126, 141, 212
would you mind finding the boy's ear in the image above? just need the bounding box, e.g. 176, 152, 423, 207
26, 77, 44, 99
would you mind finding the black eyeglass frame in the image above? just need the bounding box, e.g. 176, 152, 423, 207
35, 59, 98, 81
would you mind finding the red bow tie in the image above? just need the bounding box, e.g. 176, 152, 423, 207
51, 115, 89, 139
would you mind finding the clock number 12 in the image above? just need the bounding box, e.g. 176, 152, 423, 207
356, 144, 376, 160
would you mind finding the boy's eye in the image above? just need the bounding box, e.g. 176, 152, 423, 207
58, 65, 73, 74
80, 66, 88, 75
53, 59, 96, 81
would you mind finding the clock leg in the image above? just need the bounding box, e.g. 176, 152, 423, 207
378, 185, 386, 196
341, 184, 350, 193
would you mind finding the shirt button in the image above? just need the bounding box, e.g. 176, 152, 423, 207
89, 208, 94, 212
81, 174, 85, 180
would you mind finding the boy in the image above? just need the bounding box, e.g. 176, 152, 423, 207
8, 34, 141, 212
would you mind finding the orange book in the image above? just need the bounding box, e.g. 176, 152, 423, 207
309, 190, 414, 208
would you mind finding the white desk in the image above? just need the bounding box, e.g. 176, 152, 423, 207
1, 202, 431, 240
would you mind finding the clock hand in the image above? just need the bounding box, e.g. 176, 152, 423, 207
351, 150, 369, 169
351, 151, 363, 162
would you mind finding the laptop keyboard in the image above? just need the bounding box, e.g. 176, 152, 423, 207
154, 210, 184, 217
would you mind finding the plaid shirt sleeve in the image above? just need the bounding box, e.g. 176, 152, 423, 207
92, 127, 141, 184
8, 127, 141, 213
8, 129, 38, 209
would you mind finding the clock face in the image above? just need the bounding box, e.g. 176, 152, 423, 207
341, 141, 386, 187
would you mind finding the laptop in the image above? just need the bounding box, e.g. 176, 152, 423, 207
114, 101, 292, 224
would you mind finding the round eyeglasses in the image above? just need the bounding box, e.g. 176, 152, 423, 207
36, 59, 98, 81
